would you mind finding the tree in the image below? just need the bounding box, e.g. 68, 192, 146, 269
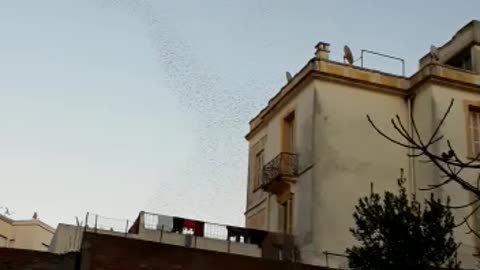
367, 99, 480, 237
346, 181, 460, 270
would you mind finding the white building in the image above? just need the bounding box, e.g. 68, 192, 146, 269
244, 20, 480, 268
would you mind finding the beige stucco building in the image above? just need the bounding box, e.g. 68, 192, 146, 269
244, 20, 480, 268
0, 214, 55, 251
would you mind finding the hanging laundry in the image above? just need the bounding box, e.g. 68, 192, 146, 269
184, 219, 196, 231
183, 219, 205, 237
226, 226, 248, 242
156, 215, 174, 232
245, 229, 268, 247
172, 217, 184, 233
194, 221, 204, 237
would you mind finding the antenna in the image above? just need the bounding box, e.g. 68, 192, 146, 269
286, 71, 293, 82
343, 45, 354, 65
430, 45, 440, 62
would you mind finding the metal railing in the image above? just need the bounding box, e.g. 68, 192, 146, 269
85, 212, 133, 236
261, 152, 298, 189
142, 212, 229, 241
85, 212, 250, 243
360, 49, 405, 76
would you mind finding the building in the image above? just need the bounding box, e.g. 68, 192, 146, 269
50, 211, 297, 264
244, 20, 480, 268
0, 213, 55, 251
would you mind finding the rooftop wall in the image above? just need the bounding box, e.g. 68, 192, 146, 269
80, 232, 326, 270
0, 248, 77, 270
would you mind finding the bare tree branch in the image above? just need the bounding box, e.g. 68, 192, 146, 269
465, 219, 480, 239
367, 98, 480, 239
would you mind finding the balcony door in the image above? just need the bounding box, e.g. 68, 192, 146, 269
282, 111, 295, 153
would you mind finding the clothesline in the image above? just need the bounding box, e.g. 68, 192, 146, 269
141, 212, 268, 245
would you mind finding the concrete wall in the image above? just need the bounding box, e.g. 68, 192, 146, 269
51, 224, 262, 258
309, 80, 409, 266
427, 84, 480, 267
245, 80, 316, 236
13, 223, 53, 251
80, 232, 326, 270
0, 217, 54, 251
0, 218, 14, 247
245, 128, 268, 230
49, 224, 83, 254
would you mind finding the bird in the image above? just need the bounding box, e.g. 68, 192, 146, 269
430, 45, 440, 62
286, 72, 293, 82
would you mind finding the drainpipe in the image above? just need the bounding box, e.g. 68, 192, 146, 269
311, 86, 319, 262
407, 94, 417, 196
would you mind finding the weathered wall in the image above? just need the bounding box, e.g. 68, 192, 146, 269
13, 223, 53, 251
80, 232, 327, 270
49, 224, 83, 254
0, 217, 54, 251
245, 128, 268, 230
0, 248, 77, 270
310, 80, 409, 267
245, 80, 316, 237
428, 84, 480, 268
0, 218, 14, 246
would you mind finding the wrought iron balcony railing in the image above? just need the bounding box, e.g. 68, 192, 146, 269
261, 152, 298, 191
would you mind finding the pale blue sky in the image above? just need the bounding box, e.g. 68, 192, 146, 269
0, 1, 478, 227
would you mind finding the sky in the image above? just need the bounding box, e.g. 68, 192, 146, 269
0, 0, 479, 228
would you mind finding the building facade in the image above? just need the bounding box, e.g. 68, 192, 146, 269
0, 214, 55, 251
244, 20, 480, 268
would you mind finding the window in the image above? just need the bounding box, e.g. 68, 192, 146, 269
469, 107, 480, 156
279, 195, 294, 234
254, 150, 264, 190
283, 111, 295, 153
446, 49, 473, 71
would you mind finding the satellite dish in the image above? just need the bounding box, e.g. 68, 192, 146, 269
430, 45, 440, 61
286, 71, 293, 82
343, 45, 354, 65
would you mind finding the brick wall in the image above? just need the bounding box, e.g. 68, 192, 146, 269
80, 232, 328, 270
0, 232, 330, 270
0, 248, 78, 270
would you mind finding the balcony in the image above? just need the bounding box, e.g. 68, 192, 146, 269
261, 152, 298, 195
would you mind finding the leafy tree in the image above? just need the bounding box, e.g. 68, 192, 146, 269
346, 181, 460, 270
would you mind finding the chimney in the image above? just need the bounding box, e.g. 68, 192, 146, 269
315, 42, 330, 60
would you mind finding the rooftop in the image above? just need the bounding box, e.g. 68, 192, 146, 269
0, 214, 55, 234
50, 211, 299, 263
246, 52, 480, 140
